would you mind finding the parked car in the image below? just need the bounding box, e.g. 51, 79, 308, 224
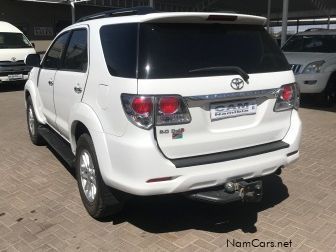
24, 7, 302, 219
0, 21, 36, 83
283, 29, 336, 106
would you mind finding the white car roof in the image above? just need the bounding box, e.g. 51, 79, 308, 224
295, 29, 336, 36
67, 12, 266, 31
0, 21, 22, 33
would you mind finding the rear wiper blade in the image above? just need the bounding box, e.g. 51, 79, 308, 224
189, 66, 250, 83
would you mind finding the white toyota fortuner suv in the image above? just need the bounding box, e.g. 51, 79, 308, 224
283, 29, 336, 106
24, 7, 302, 219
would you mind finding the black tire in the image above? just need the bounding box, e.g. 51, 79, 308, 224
319, 73, 336, 107
75, 133, 124, 219
26, 96, 45, 145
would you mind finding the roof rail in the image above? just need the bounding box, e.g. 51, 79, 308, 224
77, 6, 157, 23
305, 28, 328, 32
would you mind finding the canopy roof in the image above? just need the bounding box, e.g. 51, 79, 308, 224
162, 0, 336, 19
18, 0, 336, 19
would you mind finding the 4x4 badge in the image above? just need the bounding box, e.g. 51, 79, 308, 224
231, 78, 244, 90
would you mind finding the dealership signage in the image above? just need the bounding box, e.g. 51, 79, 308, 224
34, 26, 53, 37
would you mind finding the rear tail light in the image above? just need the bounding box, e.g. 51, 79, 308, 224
274, 83, 300, 112
131, 97, 153, 115
159, 96, 179, 115
121, 94, 191, 130
121, 95, 154, 129
156, 96, 191, 126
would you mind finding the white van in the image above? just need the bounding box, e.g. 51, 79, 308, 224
0, 21, 36, 83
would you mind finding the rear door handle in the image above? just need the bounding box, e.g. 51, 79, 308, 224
48, 80, 54, 86
74, 87, 83, 94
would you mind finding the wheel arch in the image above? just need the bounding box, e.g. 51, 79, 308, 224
24, 80, 46, 124
24, 89, 31, 102
69, 103, 114, 188
327, 71, 336, 89
69, 103, 104, 154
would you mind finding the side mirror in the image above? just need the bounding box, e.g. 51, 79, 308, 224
31, 42, 35, 48
25, 54, 40, 67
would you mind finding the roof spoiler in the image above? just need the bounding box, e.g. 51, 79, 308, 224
77, 6, 158, 23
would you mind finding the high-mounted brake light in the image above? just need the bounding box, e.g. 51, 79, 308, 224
121, 94, 191, 129
207, 15, 238, 22
274, 83, 300, 112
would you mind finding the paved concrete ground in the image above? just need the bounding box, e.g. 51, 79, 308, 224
1, 84, 336, 252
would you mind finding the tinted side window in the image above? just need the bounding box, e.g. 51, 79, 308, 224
42, 32, 70, 69
62, 29, 88, 72
100, 24, 137, 78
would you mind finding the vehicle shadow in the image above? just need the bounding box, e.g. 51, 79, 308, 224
111, 174, 288, 234
47, 145, 76, 178
300, 95, 336, 112
0, 81, 25, 92
47, 143, 288, 234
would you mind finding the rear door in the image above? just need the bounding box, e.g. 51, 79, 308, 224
54, 28, 89, 139
38, 32, 70, 127
137, 23, 293, 159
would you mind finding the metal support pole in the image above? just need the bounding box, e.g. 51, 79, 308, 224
296, 19, 299, 33
327, 16, 331, 29
267, 0, 272, 32
281, 0, 289, 47
70, 1, 75, 24
149, 0, 154, 8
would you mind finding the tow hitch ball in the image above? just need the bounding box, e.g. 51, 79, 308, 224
225, 180, 263, 202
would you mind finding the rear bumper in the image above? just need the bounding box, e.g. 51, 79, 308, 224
295, 72, 330, 93
98, 110, 301, 196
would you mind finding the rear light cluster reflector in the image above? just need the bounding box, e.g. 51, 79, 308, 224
146, 177, 175, 183
274, 83, 300, 112
121, 94, 191, 130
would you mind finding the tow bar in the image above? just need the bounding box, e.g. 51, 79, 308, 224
185, 180, 263, 204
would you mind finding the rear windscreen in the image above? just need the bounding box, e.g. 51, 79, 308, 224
100, 23, 290, 79
138, 23, 290, 79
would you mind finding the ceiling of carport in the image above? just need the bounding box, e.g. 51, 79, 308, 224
18, 0, 336, 20
155, 0, 336, 19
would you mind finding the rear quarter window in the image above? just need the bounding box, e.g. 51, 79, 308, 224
100, 23, 137, 78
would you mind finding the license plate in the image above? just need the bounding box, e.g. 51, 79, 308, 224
210, 99, 257, 121
8, 74, 23, 81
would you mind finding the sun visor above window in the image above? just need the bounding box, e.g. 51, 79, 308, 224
140, 13, 266, 26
